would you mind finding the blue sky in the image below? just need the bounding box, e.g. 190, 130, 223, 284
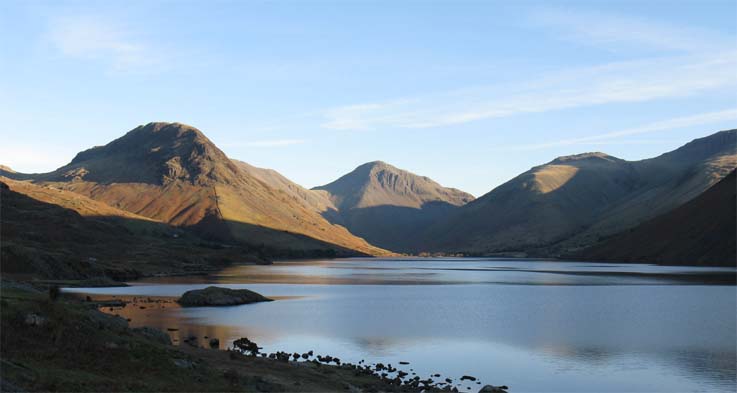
1, 0, 735, 196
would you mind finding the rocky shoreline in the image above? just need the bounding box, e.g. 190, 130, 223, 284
86, 290, 508, 392
1, 280, 508, 392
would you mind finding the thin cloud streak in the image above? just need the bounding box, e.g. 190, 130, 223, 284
321, 8, 736, 131
508, 109, 737, 151
321, 52, 737, 131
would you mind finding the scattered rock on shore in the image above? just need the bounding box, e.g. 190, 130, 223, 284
177, 286, 272, 307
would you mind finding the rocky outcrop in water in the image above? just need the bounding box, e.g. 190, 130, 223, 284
177, 286, 272, 307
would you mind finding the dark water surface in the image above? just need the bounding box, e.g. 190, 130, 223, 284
66, 258, 737, 392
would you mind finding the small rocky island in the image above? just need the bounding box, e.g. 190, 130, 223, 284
177, 286, 273, 307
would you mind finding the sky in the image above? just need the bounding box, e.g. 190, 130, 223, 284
1, 0, 735, 196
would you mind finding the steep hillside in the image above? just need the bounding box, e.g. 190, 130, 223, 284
233, 160, 335, 213
313, 161, 474, 251
559, 129, 737, 250
419, 130, 736, 255
1, 177, 161, 223
24, 122, 387, 256
574, 170, 736, 266
417, 153, 638, 253
0, 177, 264, 280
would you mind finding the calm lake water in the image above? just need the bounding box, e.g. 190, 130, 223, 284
66, 258, 737, 392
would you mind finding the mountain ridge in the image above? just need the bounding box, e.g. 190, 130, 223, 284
15, 122, 389, 256
2, 124, 733, 262
415, 129, 736, 256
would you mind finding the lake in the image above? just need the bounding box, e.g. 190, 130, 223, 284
66, 258, 737, 392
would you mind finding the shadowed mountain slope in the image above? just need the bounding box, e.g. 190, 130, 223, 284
313, 161, 474, 251
0, 177, 267, 280
574, 169, 736, 266
418, 130, 736, 255
15, 122, 387, 256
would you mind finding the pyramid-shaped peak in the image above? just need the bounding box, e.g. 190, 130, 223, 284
58, 122, 239, 185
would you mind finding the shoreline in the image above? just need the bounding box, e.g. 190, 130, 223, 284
3, 281, 505, 392
76, 292, 498, 392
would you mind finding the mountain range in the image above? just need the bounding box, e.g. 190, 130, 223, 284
2, 122, 735, 273
414, 130, 736, 257
3, 123, 386, 257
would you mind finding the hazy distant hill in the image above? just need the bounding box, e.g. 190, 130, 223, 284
9, 122, 387, 256
417, 130, 737, 255
574, 169, 736, 266
313, 161, 474, 251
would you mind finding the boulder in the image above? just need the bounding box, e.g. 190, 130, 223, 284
173, 359, 195, 369
104, 342, 120, 349
24, 313, 46, 327
479, 385, 508, 393
177, 286, 272, 307
132, 326, 172, 345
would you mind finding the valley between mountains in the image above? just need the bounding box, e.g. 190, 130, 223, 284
1, 122, 735, 281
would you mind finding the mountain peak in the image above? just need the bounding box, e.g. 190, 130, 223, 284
314, 161, 473, 210
550, 152, 622, 165
57, 122, 240, 185
363, 160, 388, 166
352, 160, 396, 175
312, 161, 474, 251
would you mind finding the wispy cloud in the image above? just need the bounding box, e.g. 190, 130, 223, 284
321, 8, 736, 132
322, 52, 737, 130
507, 108, 737, 151
47, 15, 162, 73
223, 139, 306, 148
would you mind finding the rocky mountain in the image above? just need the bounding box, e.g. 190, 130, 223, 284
574, 169, 736, 266
417, 130, 737, 255
3, 123, 733, 264
312, 161, 474, 251
12, 122, 388, 256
